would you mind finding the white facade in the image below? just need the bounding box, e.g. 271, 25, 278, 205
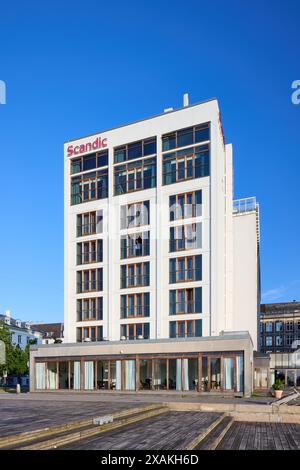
63, 98, 259, 347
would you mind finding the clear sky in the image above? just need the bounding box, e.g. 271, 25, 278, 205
0, 0, 299, 323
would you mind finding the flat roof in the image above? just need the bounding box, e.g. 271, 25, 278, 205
31, 331, 251, 350
64, 97, 218, 144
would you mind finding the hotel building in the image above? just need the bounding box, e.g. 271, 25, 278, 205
30, 96, 260, 396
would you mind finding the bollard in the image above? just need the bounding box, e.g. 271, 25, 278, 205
16, 384, 21, 394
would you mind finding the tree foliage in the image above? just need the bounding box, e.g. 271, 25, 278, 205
0, 321, 35, 378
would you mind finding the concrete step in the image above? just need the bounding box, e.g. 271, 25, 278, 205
0, 403, 164, 449
17, 406, 170, 450
195, 416, 234, 450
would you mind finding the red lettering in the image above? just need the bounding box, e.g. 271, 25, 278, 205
67, 145, 74, 156
66, 136, 108, 157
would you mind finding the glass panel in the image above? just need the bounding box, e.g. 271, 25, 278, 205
110, 361, 116, 390
124, 360, 136, 391
116, 361, 122, 390
210, 358, 221, 390
139, 359, 152, 390
169, 359, 181, 390
84, 361, 94, 390
202, 356, 208, 391
188, 358, 198, 391
47, 362, 57, 390
287, 370, 295, 387
236, 356, 244, 392
35, 363, 46, 390
153, 359, 167, 390
72, 361, 81, 390
223, 358, 234, 390
58, 362, 68, 389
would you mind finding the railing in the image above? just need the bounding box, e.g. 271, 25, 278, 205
233, 197, 258, 214
169, 268, 202, 283
121, 274, 150, 288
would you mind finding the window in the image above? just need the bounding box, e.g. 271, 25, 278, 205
162, 145, 209, 185
114, 158, 156, 195
120, 323, 150, 340
266, 336, 272, 347
121, 231, 150, 259
276, 336, 283, 346
71, 169, 108, 205
170, 223, 202, 252
162, 123, 210, 151
18, 335, 22, 344
114, 137, 156, 164
120, 293, 150, 318
169, 191, 202, 221
121, 262, 150, 288
71, 149, 108, 174
77, 326, 103, 342
77, 268, 103, 293
286, 334, 294, 346
169, 320, 202, 338
77, 211, 103, 237
169, 255, 202, 283
77, 239, 103, 265
276, 321, 283, 332
265, 322, 273, 333
121, 200, 150, 229
77, 297, 103, 321
169, 287, 202, 315
286, 321, 294, 331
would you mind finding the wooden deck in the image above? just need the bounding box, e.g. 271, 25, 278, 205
61, 411, 221, 450
217, 421, 300, 450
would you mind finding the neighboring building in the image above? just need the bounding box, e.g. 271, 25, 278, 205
31, 323, 64, 344
30, 95, 260, 396
0, 310, 42, 350
260, 301, 300, 388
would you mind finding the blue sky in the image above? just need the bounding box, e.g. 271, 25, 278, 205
0, 0, 299, 322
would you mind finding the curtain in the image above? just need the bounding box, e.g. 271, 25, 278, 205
84, 361, 94, 390
125, 360, 136, 391
47, 364, 57, 389
176, 359, 182, 390
73, 361, 81, 390
236, 356, 244, 392
224, 358, 234, 390
35, 363, 45, 389
182, 359, 189, 391
116, 361, 122, 390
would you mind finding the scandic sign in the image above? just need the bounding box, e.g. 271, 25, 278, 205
66, 136, 107, 157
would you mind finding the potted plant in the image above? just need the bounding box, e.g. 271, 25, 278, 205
272, 379, 284, 399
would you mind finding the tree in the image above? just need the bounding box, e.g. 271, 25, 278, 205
0, 321, 15, 376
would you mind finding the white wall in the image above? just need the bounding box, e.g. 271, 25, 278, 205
233, 211, 259, 349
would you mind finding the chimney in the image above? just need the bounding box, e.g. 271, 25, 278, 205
183, 93, 189, 107
5, 309, 11, 325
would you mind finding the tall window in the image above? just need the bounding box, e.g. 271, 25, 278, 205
77, 240, 103, 265
114, 158, 156, 195
71, 149, 108, 174
266, 336, 272, 347
77, 211, 103, 237
286, 321, 294, 331
121, 293, 150, 318
77, 297, 103, 321
121, 231, 150, 259
169, 288, 202, 315
121, 262, 150, 288
120, 323, 150, 340
121, 200, 150, 229
170, 223, 201, 252
275, 321, 283, 332
77, 326, 103, 342
71, 170, 108, 205
77, 268, 103, 293
265, 322, 273, 333
169, 255, 202, 283
162, 145, 209, 185
162, 123, 210, 152
169, 191, 202, 221
169, 320, 202, 338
